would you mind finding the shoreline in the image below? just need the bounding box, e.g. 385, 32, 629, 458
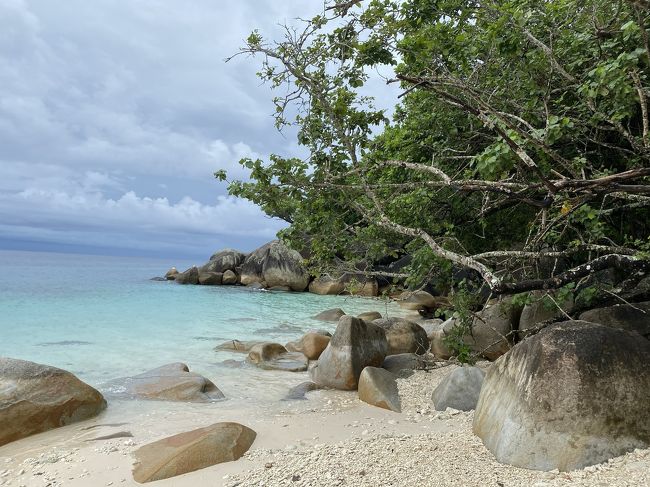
1, 362, 648, 487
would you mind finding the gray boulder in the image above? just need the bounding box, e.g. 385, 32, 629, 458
0, 358, 107, 447
201, 249, 246, 274
313, 308, 346, 322
382, 353, 429, 374
105, 363, 224, 402
198, 272, 223, 285
247, 343, 308, 372
175, 266, 199, 285
473, 320, 650, 471
310, 316, 388, 390
132, 422, 256, 483
374, 317, 429, 355
240, 240, 309, 291
358, 366, 401, 412
579, 301, 650, 339
432, 366, 485, 411
518, 291, 573, 337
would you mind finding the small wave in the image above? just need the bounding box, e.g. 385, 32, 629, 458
37, 340, 93, 347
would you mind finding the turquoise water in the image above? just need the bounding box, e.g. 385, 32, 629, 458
0, 250, 401, 403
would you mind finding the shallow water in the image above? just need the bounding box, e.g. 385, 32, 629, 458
0, 250, 404, 407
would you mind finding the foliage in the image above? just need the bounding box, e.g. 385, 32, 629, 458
222, 0, 650, 294
442, 283, 480, 364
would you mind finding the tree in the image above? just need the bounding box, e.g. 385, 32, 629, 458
222, 0, 650, 296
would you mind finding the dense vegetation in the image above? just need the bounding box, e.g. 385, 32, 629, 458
219, 0, 650, 298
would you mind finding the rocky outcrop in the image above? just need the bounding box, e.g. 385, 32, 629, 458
240, 240, 310, 291
198, 272, 222, 285
313, 308, 346, 322
473, 321, 650, 471
382, 353, 429, 374
432, 366, 485, 411
358, 311, 382, 322
201, 249, 246, 274
106, 363, 224, 402
0, 358, 106, 447
310, 316, 388, 390
286, 333, 330, 360
247, 343, 308, 372
358, 366, 401, 412
373, 317, 429, 356
214, 340, 264, 352
518, 291, 573, 337
132, 422, 256, 483
164, 267, 179, 280
579, 301, 650, 339
174, 266, 199, 285
222, 270, 238, 285
445, 299, 519, 360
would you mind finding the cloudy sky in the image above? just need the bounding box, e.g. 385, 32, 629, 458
0, 0, 329, 259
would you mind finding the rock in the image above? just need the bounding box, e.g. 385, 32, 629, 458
432, 366, 485, 411
447, 299, 518, 360
352, 278, 379, 297
214, 340, 263, 352
284, 381, 323, 400
309, 276, 345, 295
518, 291, 573, 337
473, 321, 650, 471
222, 270, 238, 285
132, 422, 256, 483
268, 285, 292, 292
310, 316, 388, 390
246, 281, 265, 289
247, 343, 308, 372
174, 266, 199, 285
430, 319, 453, 359
285, 333, 331, 360
382, 353, 428, 374
307, 329, 332, 337
358, 366, 401, 412
313, 308, 346, 322
0, 358, 107, 447
198, 272, 223, 285
240, 240, 310, 291
164, 267, 179, 280
397, 290, 439, 311
373, 317, 429, 355
150, 276, 166, 281
358, 311, 382, 321
201, 249, 246, 273
106, 363, 224, 402
418, 319, 444, 341
578, 301, 650, 339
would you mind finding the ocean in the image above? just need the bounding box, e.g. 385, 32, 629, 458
0, 250, 403, 406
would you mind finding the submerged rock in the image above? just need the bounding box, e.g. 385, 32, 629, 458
358, 366, 401, 412
247, 343, 308, 372
214, 339, 264, 353
0, 358, 106, 447
473, 321, 650, 471
310, 316, 388, 390
240, 240, 309, 291
105, 363, 224, 402
313, 308, 346, 322
132, 422, 256, 483
432, 366, 485, 411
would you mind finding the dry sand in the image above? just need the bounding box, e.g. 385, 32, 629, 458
0, 361, 648, 487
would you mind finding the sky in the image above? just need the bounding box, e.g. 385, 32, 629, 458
0, 0, 330, 259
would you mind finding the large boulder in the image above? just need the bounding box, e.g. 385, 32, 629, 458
309, 276, 345, 295
0, 358, 107, 447
240, 240, 309, 291
105, 363, 224, 402
198, 272, 222, 285
286, 333, 330, 360
132, 422, 256, 483
579, 301, 650, 339
373, 317, 429, 356
446, 299, 518, 360
473, 321, 650, 471
247, 343, 308, 372
310, 316, 388, 390
358, 366, 401, 412
432, 366, 485, 411
201, 249, 246, 274
518, 291, 573, 337
175, 266, 199, 285
313, 308, 346, 322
